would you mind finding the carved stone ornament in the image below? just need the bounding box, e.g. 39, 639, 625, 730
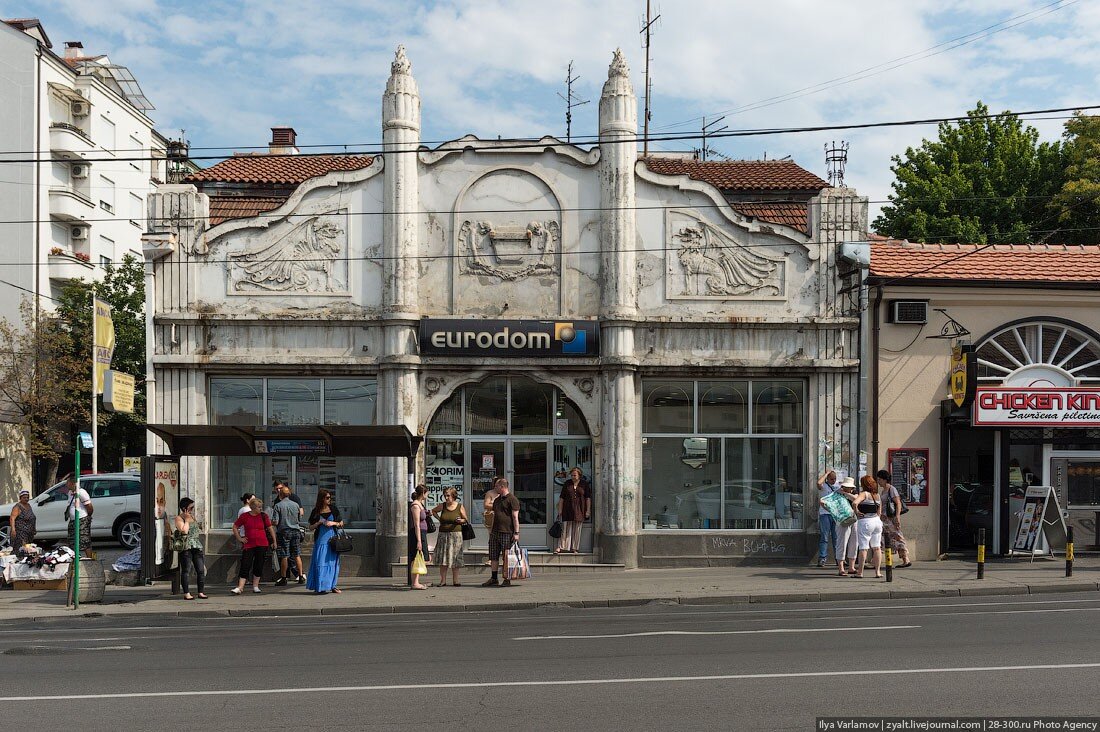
423, 376, 446, 397
229, 213, 348, 294
459, 219, 560, 281
666, 210, 786, 299
573, 377, 595, 399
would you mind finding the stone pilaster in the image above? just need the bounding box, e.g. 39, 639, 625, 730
377, 46, 422, 573
597, 49, 640, 567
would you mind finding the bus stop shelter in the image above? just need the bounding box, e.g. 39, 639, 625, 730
143, 424, 422, 577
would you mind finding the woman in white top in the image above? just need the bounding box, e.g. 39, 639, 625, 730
844, 475, 884, 579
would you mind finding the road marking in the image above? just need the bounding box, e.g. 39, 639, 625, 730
0, 662, 1098, 702
513, 625, 920, 641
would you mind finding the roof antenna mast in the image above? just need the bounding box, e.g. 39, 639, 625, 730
557, 60, 589, 143
825, 140, 849, 187
640, 0, 661, 156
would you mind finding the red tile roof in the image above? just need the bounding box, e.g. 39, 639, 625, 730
209, 196, 286, 226
186, 153, 374, 185
730, 201, 809, 234
641, 157, 828, 192
870, 238, 1100, 285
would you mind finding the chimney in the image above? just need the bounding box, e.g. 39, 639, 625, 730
64, 41, 83, 60
269, 126, 299, 155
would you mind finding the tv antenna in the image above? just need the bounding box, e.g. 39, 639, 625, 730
697, 115, 727, 161
825, 140, 849, 187
640, 0, 661, 156
557, 60, 589, 143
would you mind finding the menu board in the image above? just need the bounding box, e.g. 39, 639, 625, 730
887, 448, 930, 506
1011, 485, 1067, 554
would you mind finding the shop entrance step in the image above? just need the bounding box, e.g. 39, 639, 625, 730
392, 551, 624, 574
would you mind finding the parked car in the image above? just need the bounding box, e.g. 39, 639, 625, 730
0, 473, 142, 550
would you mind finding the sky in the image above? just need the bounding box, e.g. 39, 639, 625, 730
4, 0, 1098, 217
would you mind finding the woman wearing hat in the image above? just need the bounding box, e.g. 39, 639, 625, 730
9, 489, 36, 549
834, 476, 860, 576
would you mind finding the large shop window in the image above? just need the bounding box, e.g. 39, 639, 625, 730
209, 377, 378, 529
642, 379, 805, 530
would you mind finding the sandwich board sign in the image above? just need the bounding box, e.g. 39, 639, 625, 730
1009, 485, 1067, 558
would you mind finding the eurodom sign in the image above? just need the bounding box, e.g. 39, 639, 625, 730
973, 387, 1100, 426
419, 319, 599, 357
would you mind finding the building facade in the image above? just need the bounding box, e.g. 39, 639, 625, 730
145, 48, 867, 572
870, 239, 1100, 559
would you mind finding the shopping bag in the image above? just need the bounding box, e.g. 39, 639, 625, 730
548, 520, 563, 539
821, 491, 856, 526
506, 542, 530, 580
410, 551, 428, 575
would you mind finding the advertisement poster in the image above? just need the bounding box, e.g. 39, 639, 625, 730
154, 460, 180, 568
887, 448, 930, 506
424, 463, 464, 507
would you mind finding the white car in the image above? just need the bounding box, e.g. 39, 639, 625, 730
0, 473, 142, 550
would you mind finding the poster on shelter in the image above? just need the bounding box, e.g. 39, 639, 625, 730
154, 460, 180, 568
425, 463, 464, 507
887, 448, 930, 506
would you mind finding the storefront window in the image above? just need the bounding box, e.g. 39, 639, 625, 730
466, 376, 508, 435
209, 376, 378, 529
511, 380, 553, 436
642, 379, 805, 531
643, 380, 694, 433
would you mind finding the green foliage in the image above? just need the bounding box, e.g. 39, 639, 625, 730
1048, 113, 1100, 244
874, 102, 1064, 244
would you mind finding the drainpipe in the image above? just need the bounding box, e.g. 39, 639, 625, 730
870, 284, 883, 473
140, 231, 176, 454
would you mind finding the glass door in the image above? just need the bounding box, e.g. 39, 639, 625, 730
511, 439, 549, 547
467, 441, 505, 549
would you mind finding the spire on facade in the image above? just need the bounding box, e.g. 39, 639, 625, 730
391, 45, 411, 76
608, 47, 629, 78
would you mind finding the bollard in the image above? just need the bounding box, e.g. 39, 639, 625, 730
977, 528, 986, 580
1066, 526, 1074, 578
884, 533, 894, 582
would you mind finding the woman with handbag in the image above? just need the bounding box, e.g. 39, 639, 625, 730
305, 489, 344, 595
431, 487, 470, 586
408, 484, 431, 590
554, 467, 590, 554
876, 470, 912, 568
231, 497, 276, 595
173, 497, 207, 600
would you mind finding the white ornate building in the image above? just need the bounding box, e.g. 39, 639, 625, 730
144, 47, 867, 573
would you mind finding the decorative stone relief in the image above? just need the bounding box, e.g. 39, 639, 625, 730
573, 377, 595, 399
458, 219, 559, 281
228, 213, 348, 295
423, 375, 446, 398
666, 210, 786, 300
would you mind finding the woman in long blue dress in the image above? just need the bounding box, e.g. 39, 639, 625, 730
306, 489, 344, 594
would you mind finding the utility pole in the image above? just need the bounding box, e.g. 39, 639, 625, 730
700, 115, 727, 161
640, 0, 660, 156
557, 60, 589, 143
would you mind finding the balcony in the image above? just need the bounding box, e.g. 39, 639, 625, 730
48, 250, 94, 282
49, 122, 94, 159
48, 187, 94, 221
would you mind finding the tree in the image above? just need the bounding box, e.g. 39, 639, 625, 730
0, 299, 89, 486
54, 255, 146, 473
1047, 113, 1100, 244
874, 102, 1064, 244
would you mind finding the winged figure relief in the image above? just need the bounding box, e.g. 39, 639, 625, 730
230, 217, 346, 293
674, 223, 782, 297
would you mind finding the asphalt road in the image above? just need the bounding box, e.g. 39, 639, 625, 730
0, 593, 1097, 731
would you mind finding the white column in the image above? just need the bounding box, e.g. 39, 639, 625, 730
597, 49, 640, 567
377, 46, 422, 574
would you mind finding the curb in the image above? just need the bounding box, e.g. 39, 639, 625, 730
5, 581, 1097, 624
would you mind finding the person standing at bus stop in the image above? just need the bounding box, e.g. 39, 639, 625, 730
64, 474, 93, 556
483, 477, 520, 588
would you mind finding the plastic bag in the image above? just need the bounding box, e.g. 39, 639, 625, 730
822, 491, 856, 526
506, 542, 530, 580
410, 551, 428, 575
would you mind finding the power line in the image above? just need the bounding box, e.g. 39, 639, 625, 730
654, 0, 1079, 131
0, 104, 1095, 166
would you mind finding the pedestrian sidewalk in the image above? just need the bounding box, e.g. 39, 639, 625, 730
1, 556, 1096, 622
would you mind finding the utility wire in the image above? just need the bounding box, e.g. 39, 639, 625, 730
0, 105, 1096, 166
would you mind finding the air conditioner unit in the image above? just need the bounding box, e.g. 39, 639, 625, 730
70, 163, 89, 179
71, 225, 89, 241
70, 100, 90, 117
888, 300, 928, 324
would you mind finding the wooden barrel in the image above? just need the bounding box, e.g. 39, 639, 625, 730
72, 558, 106, 603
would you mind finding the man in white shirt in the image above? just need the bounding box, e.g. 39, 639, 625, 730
64, 473, 94, 556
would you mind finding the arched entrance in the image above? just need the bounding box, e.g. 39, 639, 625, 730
425, 375, 593, 550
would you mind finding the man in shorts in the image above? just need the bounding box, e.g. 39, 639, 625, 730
272, 484, 304, 585
483, 477, 520, 588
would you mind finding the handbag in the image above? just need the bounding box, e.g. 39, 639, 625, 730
821, 491, 856, 526
425, 513, 437, 534
461, 522, 476, 541
168, 529, 188, 553
410, 550, 428, 575
548, 520, 564, 539
328, 529, 354, 554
